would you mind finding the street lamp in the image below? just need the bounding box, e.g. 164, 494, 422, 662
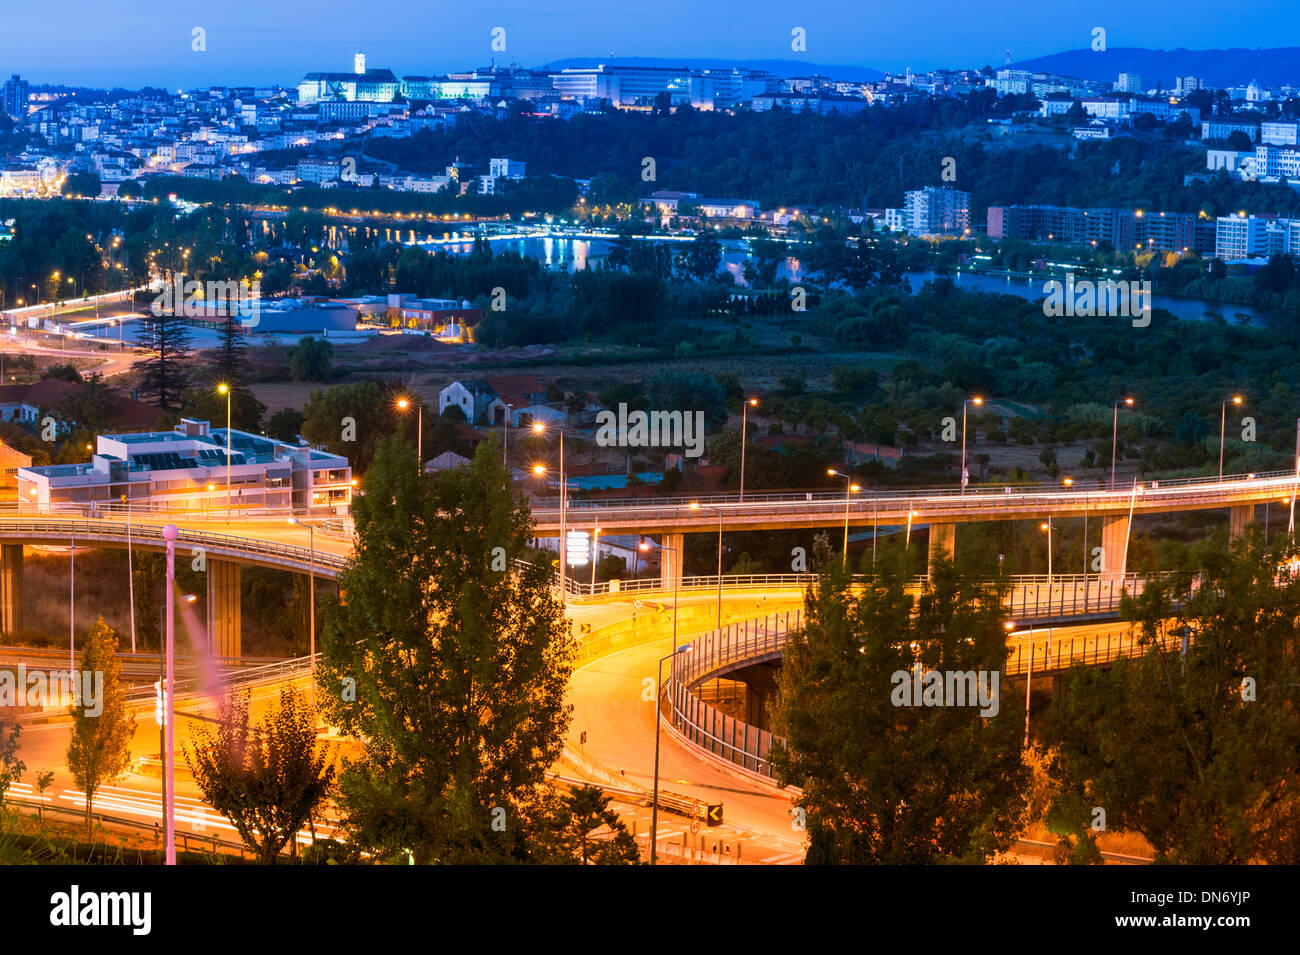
287, 518, 316, 710
827, 469, 860, 570
1040, 519, 1054, 657
162, 524, 179, 865
650, 645, 689, 865
502, 403, 514, 468
689, 502, 724, 629
1111, 397, 1134, 488
739, 398, 758, 501
123, 493, 135, 653
961, 396, 983, 493
396, 396, 423, 474
533, 421, 565, 602
217, 383, 231, 522
1219, 395, 1244, 481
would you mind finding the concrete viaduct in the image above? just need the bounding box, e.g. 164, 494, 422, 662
0, 468, 1291, 656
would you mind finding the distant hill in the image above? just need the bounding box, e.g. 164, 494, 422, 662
535, 56, 883, 82
1009, 47, 1300, 91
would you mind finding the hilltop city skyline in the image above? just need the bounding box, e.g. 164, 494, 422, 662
1, 0, 1298, 87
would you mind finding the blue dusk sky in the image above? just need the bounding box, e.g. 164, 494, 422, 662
1, 0, 1297, 88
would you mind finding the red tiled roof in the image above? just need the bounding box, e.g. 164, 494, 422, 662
482, 375, 545, 401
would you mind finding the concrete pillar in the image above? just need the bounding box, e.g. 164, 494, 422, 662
1099, 514, 1130, 584
1229, 504, 1256, 540
927, 522, 955, 576
740, 662, 780, 731
207, 560, 242, 658
0, 544, 22, 638
659, 534, 684, 590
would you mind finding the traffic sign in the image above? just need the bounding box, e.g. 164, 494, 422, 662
706, 803, 723, 827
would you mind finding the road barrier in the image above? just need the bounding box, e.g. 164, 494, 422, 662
665, 612, 802, 780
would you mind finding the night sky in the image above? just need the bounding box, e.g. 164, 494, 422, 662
2, 0, 1298, 88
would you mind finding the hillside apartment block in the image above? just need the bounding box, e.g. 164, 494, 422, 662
16, 418, 352, 515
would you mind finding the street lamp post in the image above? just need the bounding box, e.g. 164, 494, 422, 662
217, 383, 232, 522
533, 422, 565, 603
502, 404, 513, 467
124, 494, 135, 653
961, 397, 983, 493
69, 538, 76, 674
1040, 519, 1054, 660
650, 646, 687, 865
689, 502, 724, 629
739, 398, 758, 501
396, 396, 424, 475
287, 518, 316, 710
646, 537, 681, 866
1111, 397, 1134, 489
162, 525, 179, 865
827, 469, 860, 571
1220, 395, 1243, 481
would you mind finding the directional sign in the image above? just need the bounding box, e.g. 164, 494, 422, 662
706, 803, 724, 827
566, 530, 590, 567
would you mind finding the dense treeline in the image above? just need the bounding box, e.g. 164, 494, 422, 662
366, 102, 1300, 218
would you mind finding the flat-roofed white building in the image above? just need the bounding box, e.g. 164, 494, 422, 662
16, 418, 353, 516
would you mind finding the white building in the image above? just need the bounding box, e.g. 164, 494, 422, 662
16, 418, 353, 515
1206, 149, 1255, 173
901, 186, 970, 236
488, 157, 526, 179
1260, 121, 1300, 146
1214, 214, 1300, 259
1114, 73, 1143, 94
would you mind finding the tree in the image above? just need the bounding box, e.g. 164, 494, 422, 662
180, 383, 265, 433
300, 380, 396, 475
34, 770, 54, 823
214, 316, 248, 381
186, 686, 335, 864
561, 785, 641, 864
772, 548, 1026, 863
678, 232, 722, 281
0, 721, 23, 832
66, 618, 135, 837
138, 311, 193, 411
266, 407, 306, 443
288, 336, 333, 382
318, 437, 574, 863
1043, 534, 1300, 863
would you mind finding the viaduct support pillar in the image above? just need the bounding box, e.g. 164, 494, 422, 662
0, 544, 22, 638
1099, 514, 1131, 586
928, 523, 956, 577
207, 560, 242, 659
1229, 504, 1256, 541
660, 534, 685, 590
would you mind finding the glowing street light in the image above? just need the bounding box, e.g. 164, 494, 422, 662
739, 397, 758, 501
1220, 396, 1244, 481
961, 396, 983, 494
395, 396, 423, 474
534, 422, 566, 600
217, 383, 232, 522
1111, 397, 1134, 488
827, 469, 861, 569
